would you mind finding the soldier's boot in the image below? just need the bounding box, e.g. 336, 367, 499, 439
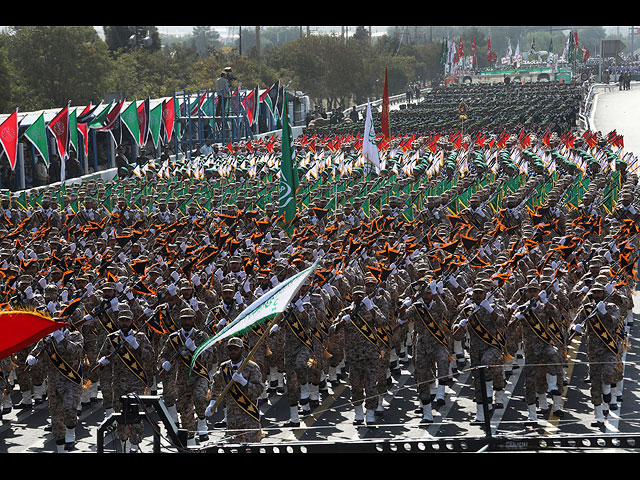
485, 380, 493, 409
365, 408, 376, 427
435, 383, 446, 407
454, 340, 465, 369
592, 404, 605, 428
268, 366, 278, 394
187, 437, 197, 447
299, 383, 311, 414
284, 404, 300, 427
56, 440, 67, 453
504, 359, 513, 380
602, 382, 612, 404
613, 382, 623, 405
319, 372, 329, 395
328, 366, 339, 388
214, 409, 227, 429
309, 383, 320, 409
258, 387, 269, 408
473, 403, 485, 424
15, 390, 33, 409
527, 403, 538, 425
167, 404, 179, 424
421, 401, 433, 424
375, 395, 385, 417
337, 359, 347, 381
546, 374, 561, 396
33, 383, 46, 405
389, 349, 400, 375
538, 393, 549, 415
354, 404, 365, 425
399, 343, 409, 365
197, 418, 209, 440
89, 382, 99, 402
64, 427, 76, 450
80, 385, 91, 407
2, 393, 13, 414
494, 388, 504, 409
552, 394, 564, 417
276, 371, 285, 394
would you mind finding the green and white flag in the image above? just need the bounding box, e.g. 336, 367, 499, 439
120, 100, 141, 147
149, 103, 163, 148
362, 100, 380, 174
190, 260, 319, 375
23, 112, 50, 166
278, 94, 298, 227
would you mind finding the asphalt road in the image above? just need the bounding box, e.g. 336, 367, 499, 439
3, 86, 640, 454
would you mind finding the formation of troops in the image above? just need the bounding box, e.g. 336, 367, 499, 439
0, 79, 639, 453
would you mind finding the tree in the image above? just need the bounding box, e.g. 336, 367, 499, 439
191, 26, 222, 59
103, 26, 161, 53
6, 26, 113, 110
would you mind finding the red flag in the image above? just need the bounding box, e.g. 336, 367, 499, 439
381, 68, 390, 141
162, 98, 176, 142
0, 311, 67, 360
47, 102, 70, 160
0, 109, 19, 170
77, 104, 91, 157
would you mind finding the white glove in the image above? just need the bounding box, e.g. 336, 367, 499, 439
480, 299, 494, 314
538, 290, 548, 304
581, 285, 589, 293
185, 337, 197, 352
572, 323, 584, 334
215, 268, 224, 281
171, 271, 180, 282
270, 324, 281, 335
232, 371, 248, 387
553, 280, 560, 292
234, 292, 244, 305
26, 355, 37, 367
110, 297, 119, 311
205, 400, 216, 417
458, 318, 468, 328
116, 281, 124, 293
342, 314, 351, 323
295, 298, 304, 312
25, 286, 34, 300
362, 296, 373, 310
217, 319, 227, 329
118, 252, 126, 262
448, 276, 459, 289
85, 283, 94, 296
162, 361, 172, 372
167, 284, 177, 296
47, 301, 57, 314
323, 284, 335, 297
155, 276, 164, 285
605, 283, 615, 295
515, 312, 524, 321
604, 251, 612, 263
597, 301, 607, 315
124, 334, 139, 350
189, 297, 199, 311
125, 288, 134, 301
98, 356, 110, 366
52, 329, 65, 343
39, 277, 47, 289
60, 290, 68, 303
191, 273, 201, 287
429, 280, 438, 295
402, 297, 412, 308
243, 280, 251, 293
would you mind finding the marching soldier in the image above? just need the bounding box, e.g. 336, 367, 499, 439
158, 307, 214, 446
207, 337, 264, 443
26, 322, 84, 452
97, 306, 154, 453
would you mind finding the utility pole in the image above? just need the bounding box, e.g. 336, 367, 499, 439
239, 26, 242, 55
256, 26, 261, 59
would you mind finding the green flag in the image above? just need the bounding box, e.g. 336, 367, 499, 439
23, 112, 49, 166
278, 94, 298, 229
120, 101, 141, 147
149, 103, 162, 148
69, 109, 78, 156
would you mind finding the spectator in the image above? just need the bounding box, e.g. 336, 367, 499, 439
115, 146, 130, 178
33, 156, 49, 187
349, 106, 360, 122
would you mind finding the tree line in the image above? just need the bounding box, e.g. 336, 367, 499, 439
0, 26, 611, 116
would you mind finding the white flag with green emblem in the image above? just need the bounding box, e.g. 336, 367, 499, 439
362, 100, 380, 173
278, 95, 298, 226
190, 260, 319, 375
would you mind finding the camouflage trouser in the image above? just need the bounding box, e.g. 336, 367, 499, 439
48, 377, 82, 443
588, 343, 620, 406
470, 346, 505, 404
284, 344, 310, 405
308, 340, 324, 386
327, 329, 344, 369
523, 342, 562, 405
266, 329, 285, 374
113, 379, 147, 443
176, 376, 210, 439
226, 403, 262, 444
347, 355, 379, 410
414, 340, 450, 404
82, 325, 99, 384
376, 347, 391, 396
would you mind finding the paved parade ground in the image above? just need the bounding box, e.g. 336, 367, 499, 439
3, 84, 640, 454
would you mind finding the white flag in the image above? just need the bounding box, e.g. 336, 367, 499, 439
190, 261, 319, 372
362, 100, 380, 173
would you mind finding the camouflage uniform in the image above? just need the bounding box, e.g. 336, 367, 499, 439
97, 309, 154, 451
209, 338, 264, 443
27, 327, 84, 452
